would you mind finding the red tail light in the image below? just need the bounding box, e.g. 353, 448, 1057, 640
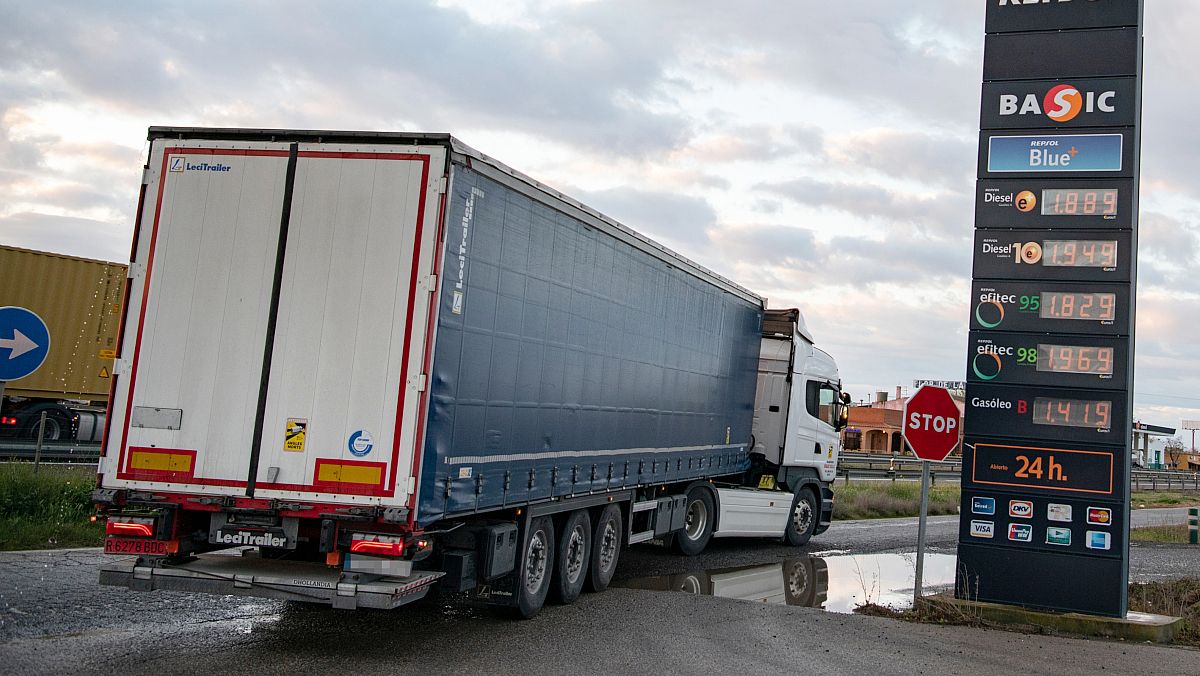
0, 416, 17, 426
349, 534, 404, 557
106, 517, 154, 537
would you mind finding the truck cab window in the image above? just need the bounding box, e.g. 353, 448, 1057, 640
806, 381, 840, 428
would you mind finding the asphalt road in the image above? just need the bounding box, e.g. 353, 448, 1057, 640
1, 509, 1197, 675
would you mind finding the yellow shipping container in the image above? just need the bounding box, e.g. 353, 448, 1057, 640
0, 245, 126, 401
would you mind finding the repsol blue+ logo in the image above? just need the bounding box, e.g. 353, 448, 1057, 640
987, 134, 1122, 173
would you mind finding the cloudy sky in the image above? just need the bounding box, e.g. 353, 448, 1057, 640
1, 1, 1197, 432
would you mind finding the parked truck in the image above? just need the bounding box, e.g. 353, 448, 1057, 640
0, 245, 125, 441
96, 127, 848, 618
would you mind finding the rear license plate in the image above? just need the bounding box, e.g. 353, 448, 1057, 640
104, 538, 168, 556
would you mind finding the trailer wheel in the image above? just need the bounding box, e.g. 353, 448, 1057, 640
585, 504, 622, 593
675, 486, 715, 556
783, 488, 818, 546
514, 516, 555, 619
550, 510, 591, 604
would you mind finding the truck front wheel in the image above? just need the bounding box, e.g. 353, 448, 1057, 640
674, 487, 715, 556
783, 488, 818, 546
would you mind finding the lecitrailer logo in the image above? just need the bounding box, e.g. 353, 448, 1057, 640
988, 134, 1123, 173
999, 84, 1117, 123
168, 156, 233, 173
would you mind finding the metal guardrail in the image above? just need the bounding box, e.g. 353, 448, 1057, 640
1131, 469, 1200, 492
0, 440, 102, 463
837, 452, 961, 483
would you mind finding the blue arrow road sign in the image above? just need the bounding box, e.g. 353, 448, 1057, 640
0, 306, 51, 382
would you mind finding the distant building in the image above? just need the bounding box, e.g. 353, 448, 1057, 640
842, 386, 964, 456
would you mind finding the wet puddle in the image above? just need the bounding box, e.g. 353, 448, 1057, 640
616, 552, 957, 613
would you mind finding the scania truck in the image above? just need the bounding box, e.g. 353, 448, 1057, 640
96, 127, 848, 618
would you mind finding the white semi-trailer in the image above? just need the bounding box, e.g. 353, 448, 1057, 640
96, 128, 848, 618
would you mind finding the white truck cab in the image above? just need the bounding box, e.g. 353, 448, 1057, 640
709, 308, 847, 545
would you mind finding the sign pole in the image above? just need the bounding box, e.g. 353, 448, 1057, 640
914, 459, 931, 608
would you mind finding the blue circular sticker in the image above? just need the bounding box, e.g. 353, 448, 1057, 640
348, 430, 374, 457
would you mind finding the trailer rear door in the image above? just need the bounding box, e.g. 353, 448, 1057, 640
101, 139, 446, 506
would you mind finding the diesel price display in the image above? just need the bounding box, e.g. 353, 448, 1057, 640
973, 231, 1131, 283
1042, 189, 1118, 216
998, 239, 1118, 267
1033, 397, 1113, 430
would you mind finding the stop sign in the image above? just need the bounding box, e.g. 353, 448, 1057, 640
902, 386, 961, 461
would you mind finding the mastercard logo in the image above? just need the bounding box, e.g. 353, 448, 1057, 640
1044, 84, 1084, 123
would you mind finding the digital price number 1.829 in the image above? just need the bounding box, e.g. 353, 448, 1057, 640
1019, 293, 1116, 321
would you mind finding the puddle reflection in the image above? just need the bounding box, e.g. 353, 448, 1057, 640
617, 552, 957, 613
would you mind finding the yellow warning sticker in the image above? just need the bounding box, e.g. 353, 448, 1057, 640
99, 366, 110, 379
285, 418, 307, 452
99, 349, 117, 359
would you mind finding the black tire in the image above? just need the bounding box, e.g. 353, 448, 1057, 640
782, 558, 815, 606
671, 571, 710, 595
674, 486, 715, 556
514, 516, 555, 619
585, 504, 622, 593
25, 409, 69, 441
550, 510, 591, 604
783, 488, 818, 546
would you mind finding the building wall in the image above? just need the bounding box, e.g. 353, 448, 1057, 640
842, 392, 965, 456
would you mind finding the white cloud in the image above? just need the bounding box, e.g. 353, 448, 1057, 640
0, 0, 1196, 427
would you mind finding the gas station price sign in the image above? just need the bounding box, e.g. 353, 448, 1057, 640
966, 382, 1126, 447
961, 0, 1142, 620
968, 331, 1128, 390
973, 230, 1132, 282
976, 179, 1134, 230
970, 281, 1131, 335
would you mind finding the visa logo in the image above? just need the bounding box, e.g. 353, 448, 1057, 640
970, 520, 995, 538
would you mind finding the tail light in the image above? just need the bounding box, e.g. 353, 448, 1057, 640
106, 516, 155, 537
349, 533, 404, 557
0, 416, 17, 426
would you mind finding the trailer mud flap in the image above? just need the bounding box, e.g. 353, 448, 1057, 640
100, 551, 443, 610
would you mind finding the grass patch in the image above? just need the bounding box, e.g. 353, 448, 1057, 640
1130, 579, 1200, 647
1132, 524, 1194, 544
0, 464, 101, 550
1131, 491, 1200, 509
832, 482, 961, 520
